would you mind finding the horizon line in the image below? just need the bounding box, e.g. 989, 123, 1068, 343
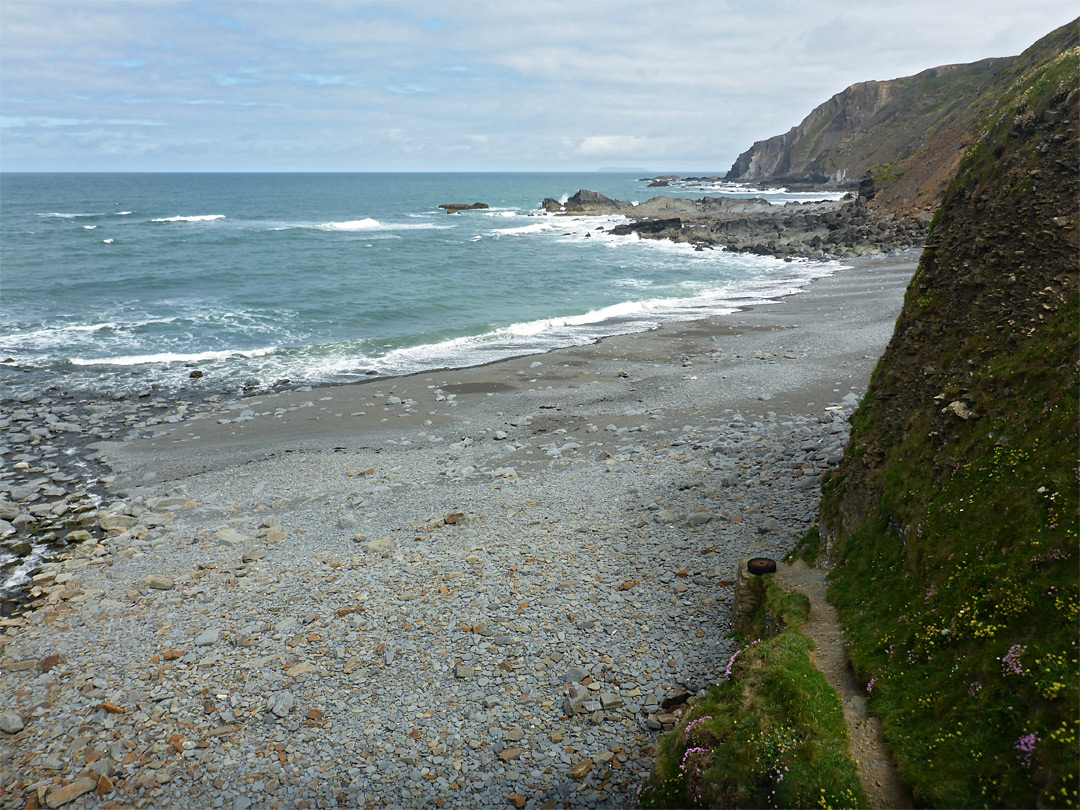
0, 169, 734, 176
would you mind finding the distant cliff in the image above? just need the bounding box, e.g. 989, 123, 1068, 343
813, 26, 1078, 808
726, 20, 1078, 212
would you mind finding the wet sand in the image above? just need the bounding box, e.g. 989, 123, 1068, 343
102, 251, 916, 492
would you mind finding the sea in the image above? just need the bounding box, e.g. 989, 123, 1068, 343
1, 173, 848, 400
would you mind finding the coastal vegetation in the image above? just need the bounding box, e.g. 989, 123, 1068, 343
641, 20, 1077, 808
639, 575, 866, 809
820, 36, 1078, 808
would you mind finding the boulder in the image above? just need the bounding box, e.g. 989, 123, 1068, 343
438, 202, 490, 212
0, 711, 24, 734
366, 536, 396, 556
45, 777, 97, 808
562, 189, 625, 214
609, 218, 682, 237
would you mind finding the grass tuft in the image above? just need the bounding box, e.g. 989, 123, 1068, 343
639, 576, 867, 809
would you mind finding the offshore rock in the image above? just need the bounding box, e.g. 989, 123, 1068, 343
439, 202, 490, 212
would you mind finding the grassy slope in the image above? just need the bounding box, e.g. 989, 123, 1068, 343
820, 38, 1079, 809
640, 579, 867, 809
876, 20, 1080, 212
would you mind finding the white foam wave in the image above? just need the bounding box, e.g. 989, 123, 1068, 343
493, 221, 553, 235
36, 212, 101, 219
313, 218, 451, 232
117, 211, 133, 216
70, 346, 277, 367
687, 181, 850, 204
315, 218, 384, 232
151, 214, 226, 223
102, 239, 114, 244
7, 321, 120, 346
82, 225, 97, 230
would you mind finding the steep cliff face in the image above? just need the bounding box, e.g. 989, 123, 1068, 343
815, 35, 1078, 808
727, 20, 1078, 213
726, 77, 910, 185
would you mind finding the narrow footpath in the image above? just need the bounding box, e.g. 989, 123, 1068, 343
776, 560, 912, 810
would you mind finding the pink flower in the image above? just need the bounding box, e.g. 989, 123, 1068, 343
1002, 644, 1026, 676
679, 746, 711, 772
1015, 733, 1039, 767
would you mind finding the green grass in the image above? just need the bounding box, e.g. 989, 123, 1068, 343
828, 302, 1078, 807
785, 525, 823, 566
639, 577, 868, 809
822, 45, 1079, 808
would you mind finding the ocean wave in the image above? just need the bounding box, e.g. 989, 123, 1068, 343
150, 214, 226, 223
69, 346, 278, 367
4, 321, 120, 347
3, 319, 169, 352
492, 221, 554, 235
687, 181, 850, 204
362, 287, 754, 376
242, 281, 777, 383
1, 310, 289, 355
35, 212, 102, 219
315, 218, 388, 232
102, 239, 114, 244
313, 218, 452, 232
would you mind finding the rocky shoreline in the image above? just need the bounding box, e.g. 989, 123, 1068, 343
0, 389, 280, 615
0, 256, 918, 809
542, 189, 929, 260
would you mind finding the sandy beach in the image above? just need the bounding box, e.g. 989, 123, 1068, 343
1, 250, 917, 810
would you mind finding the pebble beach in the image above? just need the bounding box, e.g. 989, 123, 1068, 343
1, 251, 917, 810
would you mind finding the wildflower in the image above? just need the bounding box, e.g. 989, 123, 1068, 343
723, 639, 760, 679
684, 715, 713, 741
1002, 644, 1027, 676
679, 746, 711, 772
1015, 733, 1040, 767
866, 677, 877, 693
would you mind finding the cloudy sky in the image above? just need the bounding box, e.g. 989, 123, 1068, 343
2, 1, 1075, 172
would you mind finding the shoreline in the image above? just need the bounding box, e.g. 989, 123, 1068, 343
99, 249, 918, 490
1, 251, 918, 808
0, 250, 918, 605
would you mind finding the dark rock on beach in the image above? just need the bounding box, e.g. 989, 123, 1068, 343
609, 217, 684, 237
542, 189, 928, 260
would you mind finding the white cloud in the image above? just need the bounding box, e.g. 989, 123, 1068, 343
1, 0, 1076, 171
575, 135, 659, 158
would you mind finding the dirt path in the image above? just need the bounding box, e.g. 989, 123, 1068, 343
776, 560, 912, 810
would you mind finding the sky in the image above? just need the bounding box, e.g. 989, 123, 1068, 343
1, 1, 1076, 173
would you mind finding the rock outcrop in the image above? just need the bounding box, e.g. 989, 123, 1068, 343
542, 190, 927, 259
726, 20, 1078, 213
438, 202, 490, 214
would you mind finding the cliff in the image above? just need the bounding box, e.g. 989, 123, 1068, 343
726, 20, 1078, 213
814, 31, 1078, 808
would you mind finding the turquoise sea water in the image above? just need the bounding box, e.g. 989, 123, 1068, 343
1, 173, 843, 398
